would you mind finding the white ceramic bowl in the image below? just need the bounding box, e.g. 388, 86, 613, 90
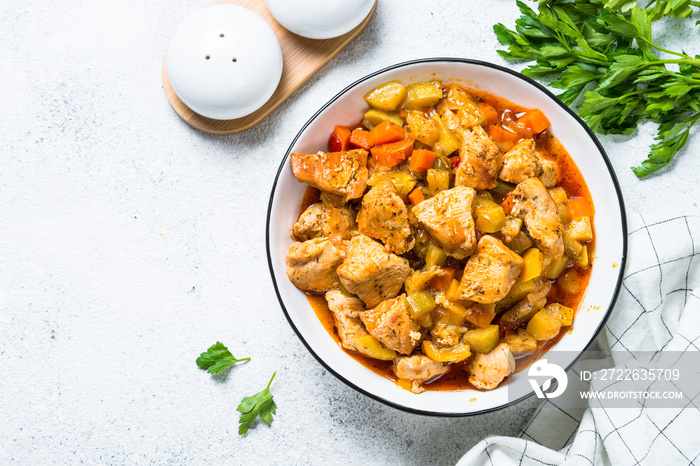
265, 0, 375, 40
266, 59, 627, 415
166, 5, 283, 120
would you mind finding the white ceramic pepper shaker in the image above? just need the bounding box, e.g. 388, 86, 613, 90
166, 5, 283, 120
265, 0, 375, 40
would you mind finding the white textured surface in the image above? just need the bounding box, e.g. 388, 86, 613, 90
1, 1, 698, 464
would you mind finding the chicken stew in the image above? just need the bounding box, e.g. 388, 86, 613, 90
285, 79, 594, 393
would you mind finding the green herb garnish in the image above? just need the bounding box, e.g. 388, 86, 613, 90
196, 341, 250, 374
495, 0, 700, 177
237, 372, 277, 436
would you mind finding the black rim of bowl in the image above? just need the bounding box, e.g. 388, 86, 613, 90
265, 57, 628, 417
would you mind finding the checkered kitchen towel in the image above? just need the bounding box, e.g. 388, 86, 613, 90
457, 213, 700, 466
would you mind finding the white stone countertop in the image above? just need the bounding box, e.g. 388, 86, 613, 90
2, 1, 699, 464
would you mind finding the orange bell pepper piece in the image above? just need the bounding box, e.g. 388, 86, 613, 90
368, 120, 406, 147
517, 108, 551, 134
408, 149, 438, 173
328, 125, 351, 152
370, 137, 414, 167
349, 128, 372, 150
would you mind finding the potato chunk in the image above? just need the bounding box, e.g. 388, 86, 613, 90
365, 81, 407, 111
462, 325, 500, 354
526, 309, 562, 341
405, 111, 440, 146
402, 80, 443, 110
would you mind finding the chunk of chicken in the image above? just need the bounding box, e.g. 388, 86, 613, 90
360, 294, 421, 355
325, 290, 368, 352
503, 328, 538, 353
468, 342, 516, 390
286, 238, 345, 292
404, 267, 445, 295
290, 149, 369, 203
431, 323, 467, 347
293, 202, 357, 242
336, 235, 412, 308
454, 125, 502, 190
499, 139, 560, 188
499, 139, 540, 184
393, 354, 450, 394
456, 235, 524, 303
357, 181, 414, 254
320, 191, 347, 208
410, 186, 477, 259
536, 153, 559, 187
511, 178, 564, 260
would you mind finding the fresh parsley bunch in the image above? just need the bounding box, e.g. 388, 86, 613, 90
495, 0, 700, 177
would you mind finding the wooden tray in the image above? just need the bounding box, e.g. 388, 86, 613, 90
162, 0, 376, 135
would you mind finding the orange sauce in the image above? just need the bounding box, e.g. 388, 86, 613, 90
299, 86, 595, 392
298, 186, 321, 219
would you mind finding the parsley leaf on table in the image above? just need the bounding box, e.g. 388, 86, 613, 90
196, 341, 250, 374
495, 0, 700, 177
237, 372, 277, 436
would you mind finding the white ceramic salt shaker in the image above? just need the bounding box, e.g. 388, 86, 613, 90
166, 5, 283, 120
265, 0, 375, 40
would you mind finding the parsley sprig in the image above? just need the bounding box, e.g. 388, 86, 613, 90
196, 342, 278, 436
196, 341, 250, 374
495, 1, 700, 177
237, 372, 277, 436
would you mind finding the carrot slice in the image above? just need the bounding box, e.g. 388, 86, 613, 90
517, 108, 551, 134
502, 194, 515, 215
349, 128, 372, 150
568, 197, 595, 219
370, 137, 414, 167
368, 120, 406, 147
408, 187, 425, 206
488, 124, 520, 143
428, 266, 459, 291
409, 149, 438, 173
478, 102, 499, 125
328, 125, 351, 152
